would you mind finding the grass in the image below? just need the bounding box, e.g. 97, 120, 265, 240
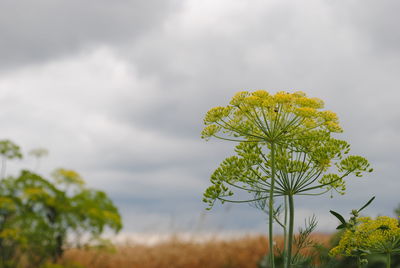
59, 233, 332, 268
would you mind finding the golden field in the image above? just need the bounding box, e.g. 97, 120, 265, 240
59, 234, 332, 268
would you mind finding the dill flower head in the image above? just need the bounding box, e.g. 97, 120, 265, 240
202, 90, 342, 142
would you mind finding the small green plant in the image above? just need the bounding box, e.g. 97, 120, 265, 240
330, 197, 400, 268
330, 197, 376, 267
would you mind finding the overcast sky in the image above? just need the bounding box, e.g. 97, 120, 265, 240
1, 0, 399, 236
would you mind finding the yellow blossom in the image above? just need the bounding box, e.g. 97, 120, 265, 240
292, 91, 307, 98
320, 110, 338, 122
201, 125, 221, 139
230, 91, 249, 106
274, 91, 294, 104
202, 90, 344, 142
325, 121, 343, 133
244, 95, 263, 106
252, 90, 270, 99
295, 107, 317, 118
330, 216, 400, 257
295, 97, 324, 109
204, 106, 232, 124
302, 118, 317, 128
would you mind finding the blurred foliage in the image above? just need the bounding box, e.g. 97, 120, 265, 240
28, 148, 49, 159
313, 231, 400, 268
0, 141, 122, 268
256, 202, 400, 268
0, 140, 23, 160
0, 140, 23, 179
304, 204, 400, 268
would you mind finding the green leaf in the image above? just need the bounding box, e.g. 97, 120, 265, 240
330, 210, 346, 225
357, 196, 375, 213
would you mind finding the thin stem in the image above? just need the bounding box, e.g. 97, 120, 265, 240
295, 169, 323, 193
249, 167, 272, 188
291, 153, 312, 192
218, 118, 266, 140
225, 180, 267, 193
296, 189, 330, 196
273, 212, 285, 229
268, 142, 276, 268
298, 169, 354, 193
217, 196, 269, 204
283, 195, 288, 268
248, 106, 271, 137
260, 105, 272, 133
212, 135, 253, 143
286, 194, 295, 268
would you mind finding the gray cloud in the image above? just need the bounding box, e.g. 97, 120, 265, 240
329, 0, 400, 55
1, 0, 400, 234
0, 0, 178, 70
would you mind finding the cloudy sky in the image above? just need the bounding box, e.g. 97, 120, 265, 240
1, 0, 399, 236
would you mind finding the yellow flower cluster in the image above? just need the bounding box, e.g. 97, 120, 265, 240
325, 121, 343, 133
295, 96, 324, 109
252, 90, 270, 98
295, 107, 318, 118
320, 110, 338, 121
204, 106, 233, 124
274, 91, 295, 104
330, 216, 400, 257
230, 91, 250, 106
201, 125, 221, 139
202, 90, 343, 141
302, 118, 318, 128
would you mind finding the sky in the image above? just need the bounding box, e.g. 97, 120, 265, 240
0, 0, 399, 237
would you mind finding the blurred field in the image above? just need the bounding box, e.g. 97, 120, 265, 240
60, 234, 331, 268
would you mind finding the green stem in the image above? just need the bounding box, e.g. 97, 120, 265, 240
268, 142, 276, 268
387, 253, 391, 268
286, 194, 295, 268
283, 195, 288, 268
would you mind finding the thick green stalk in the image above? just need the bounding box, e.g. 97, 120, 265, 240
387, 253, 391, 268
286, 194, 295, 268
283, 195, 288, 268
268, 142, 276, 268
